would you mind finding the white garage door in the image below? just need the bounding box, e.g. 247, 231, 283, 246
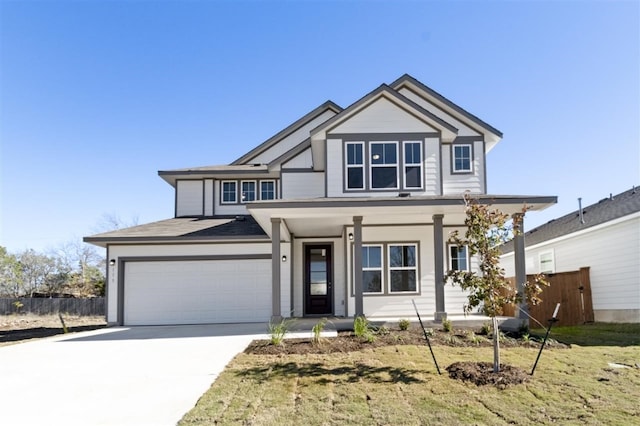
123, 259, 272, 325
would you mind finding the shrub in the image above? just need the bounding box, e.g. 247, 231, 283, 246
353, 316, 376, 342
480, 322, 491, 335
376, 325, 390, 336
268, 318, 293, 346
311, 318, 327, 346
398, 319, 411, 331
441, 317, 452, 333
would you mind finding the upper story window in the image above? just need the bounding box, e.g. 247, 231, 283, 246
370, 142, 399, 189
448, 245, 469, 271
452, 144, 472, 173
241, 181, 256, 202
403, 141, 423, 189
345, 142, 364, 189
221, 181, 237, 204
221, 179, 279, 204
260, 180, 276, 200
345, 139, 423, 191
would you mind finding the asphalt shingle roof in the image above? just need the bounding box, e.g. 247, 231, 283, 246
501, 185, 640, 254
83, 215, 267, 244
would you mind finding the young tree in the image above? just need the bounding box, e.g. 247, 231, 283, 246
446, 194, 547, 372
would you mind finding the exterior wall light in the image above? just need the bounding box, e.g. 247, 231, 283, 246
109, 259, 116, 266
348, 233, 354, 241
281, 255, 287, 262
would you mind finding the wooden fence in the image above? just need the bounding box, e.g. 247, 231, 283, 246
505, 267, 593, 327
0, 297, 105, 316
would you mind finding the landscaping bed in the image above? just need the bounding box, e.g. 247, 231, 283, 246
0, 314, 106, 346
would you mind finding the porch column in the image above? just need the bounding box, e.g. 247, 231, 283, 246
433, 214, 447, 321
513, 213, 528, 322
271, 218, 282, 321
353, 216, 364, 317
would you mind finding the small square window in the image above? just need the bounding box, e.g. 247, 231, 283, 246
453, 144, 472, 173
260, 181, 276, 200
221, 181, 237, 204
449, 245, 469, 271
241, 181, 256, 202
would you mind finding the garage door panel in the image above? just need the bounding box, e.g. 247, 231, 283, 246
124, 259, 271, 325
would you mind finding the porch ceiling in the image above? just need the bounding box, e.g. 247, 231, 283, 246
247, 194, 557, 239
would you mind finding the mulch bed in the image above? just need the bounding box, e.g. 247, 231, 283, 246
446, 361, 529, 388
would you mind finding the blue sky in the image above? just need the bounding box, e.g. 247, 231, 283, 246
1, 0, 638, 253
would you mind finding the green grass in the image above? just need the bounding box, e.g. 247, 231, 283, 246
533, 322, 640, 346
180, 324, 640, 425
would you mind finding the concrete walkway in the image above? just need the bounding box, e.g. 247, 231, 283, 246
0, 324, 274, 426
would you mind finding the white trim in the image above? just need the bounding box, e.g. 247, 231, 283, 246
240, 180, 257, 203
452, 143, 472, 173
345, 141, 365, 190
387, 243, 419, 294
402, 140, 423, 189
362, 244, 384, 294
220, 180, 237, 204
369, 141, 399, 190
538, 249, 555, 273
260, 179, 277, 200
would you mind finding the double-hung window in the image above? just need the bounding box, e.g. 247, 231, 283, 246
370, 142, 398, 189
241, 181, 256, 202
260, 180, 276, 200
362, 245, 383, 293
221, 181, 237, 204
403, 141, 423, 188
453, 144, 472, 173
449, 245, 469, 271
539, 250, 555, 273
345, 142, 364, 189
388, 244, 417, 292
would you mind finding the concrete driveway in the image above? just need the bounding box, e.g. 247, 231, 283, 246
0, 323, 269, 426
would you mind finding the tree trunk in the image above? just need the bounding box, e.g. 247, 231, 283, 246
492, 316, 500, 372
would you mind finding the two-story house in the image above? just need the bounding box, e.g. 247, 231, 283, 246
85, 74, 556, 326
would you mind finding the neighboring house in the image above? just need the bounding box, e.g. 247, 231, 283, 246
501, 186, 640, 323
84, 74, 556, 326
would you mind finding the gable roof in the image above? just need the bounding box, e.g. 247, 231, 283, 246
310, 83, 459, 140
501, 185, 640, 254
390, 73, 503, 139
231, 100, 342, 165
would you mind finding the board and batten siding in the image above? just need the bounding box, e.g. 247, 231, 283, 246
281, 171, 325, 199
249, 110, 337, 164
176, 180, 204, 216
501, 214, 640, 322
441, 140, 485, 195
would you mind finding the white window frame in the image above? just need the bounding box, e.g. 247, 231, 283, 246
452, 144, 473, 173
221, 180, 237, 204
362, 244, 384, 295
260, 180, 276, 200
345, 142, 365, 190
369, 141, 399, 190
402, 140, 423, 189
387, 244, 418, 294
539, 250, 555, 274
448, 244, 469, 271
240, 180, 257, 203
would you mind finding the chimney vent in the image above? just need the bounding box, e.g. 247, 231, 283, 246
578, 198, 585, 224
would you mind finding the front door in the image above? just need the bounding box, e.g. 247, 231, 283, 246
304, 244, 333, 315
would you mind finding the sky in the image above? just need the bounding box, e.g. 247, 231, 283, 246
1, 0, 639, 254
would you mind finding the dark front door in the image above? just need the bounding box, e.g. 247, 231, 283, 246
304, 244, 333, 315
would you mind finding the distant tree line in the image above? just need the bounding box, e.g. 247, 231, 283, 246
0, 213, 138, 299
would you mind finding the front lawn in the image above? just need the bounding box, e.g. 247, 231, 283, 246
180, 324, 640, 425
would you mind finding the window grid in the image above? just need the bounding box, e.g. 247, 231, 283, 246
345, 142, 365, 189
388, 244, 418, 293
362, 245, 383, 294
449, 245, 469, 271
403, 141, 423, 189
370, 142, 399, 189
453, 144, 472, 173
260, 180, 276, 200
221, 181, 237, 204
241, 181, 256, 203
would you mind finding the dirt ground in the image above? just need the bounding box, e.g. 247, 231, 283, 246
245, 325, 565, 387
0, 314, 106, 346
